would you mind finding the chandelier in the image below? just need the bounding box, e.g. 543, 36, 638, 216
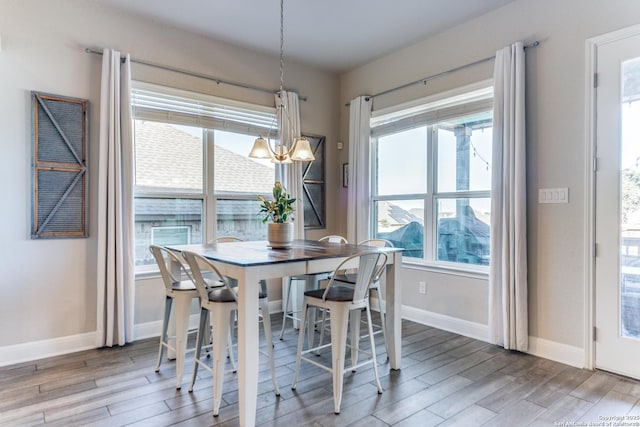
248, 0, 315, 163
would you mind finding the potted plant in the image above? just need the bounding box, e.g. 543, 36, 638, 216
258, 181, 296, 248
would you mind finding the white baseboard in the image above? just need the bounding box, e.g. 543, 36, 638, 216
401, 305, 585, 369
135, 300, 284, 341
527, 336, 584, 369
0, 332, 96, 367
0, 301, 584, 370
133, 314, 201, 341
401, 305, 489, 342
270, 300, 283, 315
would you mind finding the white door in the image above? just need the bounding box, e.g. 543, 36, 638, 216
595, 30, 640, 379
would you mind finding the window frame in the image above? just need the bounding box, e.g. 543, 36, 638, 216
132, 82, 277, 275
370, 81, 493, 273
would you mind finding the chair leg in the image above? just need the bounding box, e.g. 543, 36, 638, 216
155, 296, 172, 373
365, 305, 383, 394
316, 307, 328, 355
350, 308, 362, 370
306, 275, 321, 348
279, 278, 292, 340
260, 298, 280, 396
375, 288, 389, 359
189, 308, 209, 392
291, 300, 309, 390
228, 310, 237, 373
211, 305, 233, 417
173, 293, 193, 390
329, 303, 350, 414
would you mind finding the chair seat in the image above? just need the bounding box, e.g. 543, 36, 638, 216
304, 286, 355, 302
207, 287, 268, 303
172, 279, 224, 292
291, 272, 330, 280
204, 278, 225, 288
331, 273, 358, 284
207, 287, 237, 303
171, 280, 198, 291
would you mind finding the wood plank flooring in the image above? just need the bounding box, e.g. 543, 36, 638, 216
2, 315, 640, 426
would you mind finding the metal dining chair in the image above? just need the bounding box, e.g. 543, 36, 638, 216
149, 245, 222, 390
183, 250, 280, 417
279, 235, 349, 340
291, 251, 387, 414
329, 238, 394, 360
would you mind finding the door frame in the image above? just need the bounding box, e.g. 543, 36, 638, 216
584, 23, 640, 371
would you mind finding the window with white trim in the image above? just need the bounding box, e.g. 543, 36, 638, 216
370, 84, 493, 269
132, 82, 277, 271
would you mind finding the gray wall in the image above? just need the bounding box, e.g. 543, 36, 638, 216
3, 0, 640, 366
0, 0, 339, 349
338, 0, 640, 354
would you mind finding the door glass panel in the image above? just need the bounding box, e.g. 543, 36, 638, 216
620, 56, 640, 339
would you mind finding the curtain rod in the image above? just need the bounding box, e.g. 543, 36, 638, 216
346, 40, 540, 106
84, 48, 308, 102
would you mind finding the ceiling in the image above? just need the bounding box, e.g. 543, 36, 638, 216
98, 0, 516, 73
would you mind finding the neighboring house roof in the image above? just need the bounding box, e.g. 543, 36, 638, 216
377, 200, 423, 229
214, 146, 274, 194
135, 197, 261, 220
134, 120, 275, 194
135, 120, 202, 191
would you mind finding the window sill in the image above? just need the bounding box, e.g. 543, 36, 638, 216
137, 261, 489, 282
135, 268, 162, 281
402, 259, 489, 280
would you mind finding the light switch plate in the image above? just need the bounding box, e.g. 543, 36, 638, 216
539, 188, 569, 204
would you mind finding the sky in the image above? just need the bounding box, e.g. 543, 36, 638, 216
621, 101, 640, 170
376, 122, 493, 217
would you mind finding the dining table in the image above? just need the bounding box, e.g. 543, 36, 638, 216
167, 239, 403, 427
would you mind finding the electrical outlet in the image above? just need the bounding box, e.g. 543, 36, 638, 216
419, 281, 426, 294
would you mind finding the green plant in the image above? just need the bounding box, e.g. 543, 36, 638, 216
258, 181, 295, 223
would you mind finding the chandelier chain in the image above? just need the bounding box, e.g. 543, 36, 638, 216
279, 0, 285, 94
247, 0, 315, 163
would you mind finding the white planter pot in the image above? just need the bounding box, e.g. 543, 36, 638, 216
267, 222, 294, 249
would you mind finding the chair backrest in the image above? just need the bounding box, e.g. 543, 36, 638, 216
358, 238, 393, 248
182, 250, 238, 303
324, 251, 388, 303
319, 235, 348, 244
358, 239, 393, 279
215, 236, 244, 243
149, 245, 193, 293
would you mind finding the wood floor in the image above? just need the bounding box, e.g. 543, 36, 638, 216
2, 315, 640, 426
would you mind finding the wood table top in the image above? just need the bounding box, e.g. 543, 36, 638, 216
168, 239, 401, 267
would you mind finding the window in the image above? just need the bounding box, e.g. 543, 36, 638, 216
132, 83, 277, 271
370, 84, 493, 269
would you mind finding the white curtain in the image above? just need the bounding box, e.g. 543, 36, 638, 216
96, 49, 135, 347
489, 42, 528, 351
276, 90, 305, 239
347, 96, 372, 243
